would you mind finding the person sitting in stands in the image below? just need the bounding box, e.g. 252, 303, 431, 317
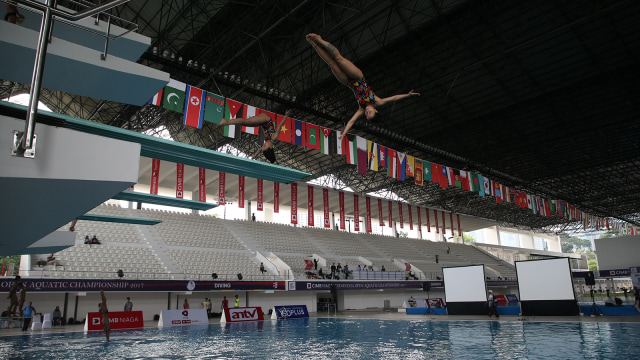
91, 235, 101, 245
84, 236, 90, 244
47, 253, 56, 264
259, 262, 267, 274
52, 306, 62, 326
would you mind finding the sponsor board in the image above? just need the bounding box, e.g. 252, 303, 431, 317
84, 311, 144, 332
598, 269, 631, 277
271, 305, 309, 319
0, 280, 286, 292
296, 281, 426, 291
220, 307, 264, 323
158, 309, 208, 327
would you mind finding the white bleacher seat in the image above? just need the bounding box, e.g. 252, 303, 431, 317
42, 313, 52, 329
31, 315, 42, 330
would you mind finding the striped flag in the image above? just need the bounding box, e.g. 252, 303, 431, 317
342, 134, 357, 165
148, 87, 163, 106
356, 136, 368, 175
378, 145, 388, 169
241, 105, 259, 135
368, 141, 378, 171
183, 85, 205, 129
320, 127, 336, 155
387, 149, 398, 178
397, 152, 406, 181
223, 99, 242, 138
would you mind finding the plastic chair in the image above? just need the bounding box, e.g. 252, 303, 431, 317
31, 315, 42, 330
42, 313, 52, 329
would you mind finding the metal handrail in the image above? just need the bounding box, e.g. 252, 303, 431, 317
13, 0, 129, 21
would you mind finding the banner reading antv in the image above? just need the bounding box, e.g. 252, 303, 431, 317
85, 311, 144, 332
220, 307, 264, 323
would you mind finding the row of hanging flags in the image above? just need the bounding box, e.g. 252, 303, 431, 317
147, 80, 638, 235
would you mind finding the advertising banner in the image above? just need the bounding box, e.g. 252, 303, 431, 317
291, 183, 298, 224
0, 279, 286, 292
426, 207, 430, 232
198, 168, 206, 202
274, 182, 279, 213
417, 206, 422, 231
398, 202, 403, 228
339, 191, 345, 230
221, 307, 264, 323
408, 205, 413, 230
218, 172, 226, 205
257, 179, 263, 211
150, 159, 160, 195
388, 200, 393, 226
378, 199, 384, 226
434, 209, 439, 234
323, 188, 330, 228
176, 163, 184, 198
271, 305, 309, 319
353, 194, 360, 231
238, 175, 245, 208
84, 310, 143, 332
158, 309, 208, 327
308, 185, 314, 226
365, 197, 372, 233
292, 281, 427, 291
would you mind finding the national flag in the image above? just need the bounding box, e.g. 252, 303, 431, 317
321, 127, 336, 155
544, 199, 552, 216
387, 149, 398, 179
203, 92, 225, 124
406, 155, 415, 178
431, 163, 442, 187
550, 200, 557, 215
241, 105, 259, 134
163, 79, 186, 113
397, 152, 407, 181
148, 87, 163, 106
493, 182, 503, 204
451, 169, 462, 188
356, 136, 368, 175
440, 165, 449, 188
477, 174, 485, 197
470, 172, 481, 192
414, 159, 423, 185
378, 145, 388, 169
423, 160, 432, 183
460, 171, 471, 191
293, 119, 306, 146
276, 113, 292, 143
526, 195, 533, 209
336, 131, 344, 154
183, 85, 205, 129
342, 134, 357, 165
483, 177, 492, 196
223, 99, 243, 138
368, 141, 379, 171
306, 123, 321, 150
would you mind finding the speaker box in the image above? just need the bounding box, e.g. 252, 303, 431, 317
423, 282, 431, 291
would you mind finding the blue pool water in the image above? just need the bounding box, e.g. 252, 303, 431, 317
1, 318, 639, 359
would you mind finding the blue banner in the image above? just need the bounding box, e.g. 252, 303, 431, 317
0, 279, 286, 292
288, 280, 426, 291
273, 305, 309, 319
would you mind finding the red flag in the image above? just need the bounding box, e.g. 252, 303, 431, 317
417, 206, 422, 231
365, 197, 372, 233
198, 168, 206, 202
378, 199, 384, 226
183, 85, 205, 129
307, 185, 314, 226
276, 113, 292, 143
431, 162, 440, 186
354, 194, 360, 231
450, 212, 454, 237
339, 191, 345, 230
257, 179, 263, 211
388, 200, 393, 227
238, 175, 245, 208
290, 183, 298, 224
218, 172, 225, 205
274, 182, 280, 213
176, 163, 184, 199
150, 159, 160, 195
425, 207, 430, 232
323, 188, 330, 228
398, 202, 404, 229
434, 209, 439, 234
408, 205, 413, 230
457, 213, 462, 237
442, 211, 447, 235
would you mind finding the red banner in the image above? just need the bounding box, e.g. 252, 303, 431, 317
450, 212, 454, 237
398, 203, 404, 229
85, 311, 144, 331
274, 182, 279, 213
457, 213, 462, 236
176, 163, 184, 198
222, 307, 264, 323
425, 207, 430, 232
218, 172, 225, 205
388, 201, 393, 227
417, 206, 422, 232
198, 168, 206, 202
434, 209, 439, 234
339, 191, 345, 230
307, 185, 314, 226
442, 210, 447, 235
323, 188, 330, 228
378, 199, 384, 226
257, 179, 263, 211
291, 183, 297, 224
365, 197, 372, 233
150, 159, 160, 195
238, 175, 245, 208
408, 205, 413, 230
354, 194, 360, 231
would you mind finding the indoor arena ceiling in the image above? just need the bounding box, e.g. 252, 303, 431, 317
2, 0, 639, 232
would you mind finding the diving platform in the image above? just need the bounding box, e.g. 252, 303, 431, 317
112, 191, 217, 211
75, 213, 162, 225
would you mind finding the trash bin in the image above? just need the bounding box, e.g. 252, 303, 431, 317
384, 300, 390, 309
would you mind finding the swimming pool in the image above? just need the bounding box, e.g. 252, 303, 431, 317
1, 318, 639, 359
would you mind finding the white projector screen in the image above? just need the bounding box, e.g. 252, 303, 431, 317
443, 265, 487, 302
516, 258, 575, 301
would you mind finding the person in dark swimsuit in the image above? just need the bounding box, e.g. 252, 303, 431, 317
217, 109, 292, 163
306, 33, 420, 140
98, 289, 110, 341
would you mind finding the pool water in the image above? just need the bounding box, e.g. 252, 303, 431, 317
1, 318, 639, 359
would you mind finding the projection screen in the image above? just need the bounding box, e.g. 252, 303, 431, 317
516, 258, 575, 301
443, 265, 487, 302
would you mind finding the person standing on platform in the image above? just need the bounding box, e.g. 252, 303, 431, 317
21, 301, 35, 331
222, 296, 229, 310
183, 298, 190, 309
234, 295, 240, 308
485, 290, 499, 318
98, 290, 110, 341
124, 297, 133, 311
